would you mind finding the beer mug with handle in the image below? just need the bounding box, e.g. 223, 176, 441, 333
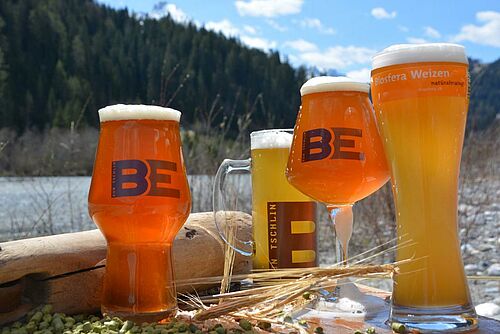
371, 43, 478, 332
213, 129, 318, 269
88, 104, 191, 322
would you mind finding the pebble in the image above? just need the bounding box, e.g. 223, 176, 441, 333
464, 264, 479, 272
487, 263, 500, 276
475, 302, 500, 317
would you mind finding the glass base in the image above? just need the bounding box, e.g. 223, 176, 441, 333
102, 306, 177, 322
389, 303, 478, 333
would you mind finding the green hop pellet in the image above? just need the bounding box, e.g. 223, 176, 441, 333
43, 315, 52, 323
302, 291, 311, 300
283, 316, 293, 324
238, 319, 252, 331
215, 327, 226, 334
257, 322, 271, 330
188, 324, 198, 333
177, 324, 187, 332
298, 320, 308, 327
391, 323, 406, 333
26, 322, 37, 333
92, 326, 103, 333
74, 315, 85, 323
52, 317, 65, 331
353, 331, 363, 334
42, 306, 53, 315
31, 312, 44, 323
314, 327, 324, 334
119, 322, 133, 334
366, 328, 376, 334
81, 322, 92, 332
12, 322, 22, 329
38, 322, 49, 330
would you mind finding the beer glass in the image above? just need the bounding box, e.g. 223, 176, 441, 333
213, 129, 317, 269
88, 104, 191, 321
286, 77, 389, 264
371, 43, 477, 332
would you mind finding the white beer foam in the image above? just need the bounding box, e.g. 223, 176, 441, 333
251, 129, 293, 150
98, 104, 181, 122
300, 76, 369, 96
372, 43, 468, 70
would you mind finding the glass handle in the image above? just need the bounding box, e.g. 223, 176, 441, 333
213, 158, 253, 256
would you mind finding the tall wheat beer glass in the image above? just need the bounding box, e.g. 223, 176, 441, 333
371, 44, 478, 332
88, 105, 191, 321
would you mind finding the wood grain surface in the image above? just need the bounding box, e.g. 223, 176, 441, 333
0, 211, 252, 325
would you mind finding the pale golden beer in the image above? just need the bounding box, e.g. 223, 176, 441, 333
371, 44, 477, 331
88, 105, 191, 321
214, 129, 317, 269
251, 130, 317, 269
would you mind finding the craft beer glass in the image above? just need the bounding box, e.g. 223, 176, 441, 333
371, 44, 477, 332
88, 105, 191, 321
214, 129, 317, 269
286, 77, 389, 263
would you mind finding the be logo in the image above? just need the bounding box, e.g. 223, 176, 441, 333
111, 159, 180, 198
302, 127, 365, 162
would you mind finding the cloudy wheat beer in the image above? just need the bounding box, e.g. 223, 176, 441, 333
371, 44, 477, 331
88, 105, 191, 321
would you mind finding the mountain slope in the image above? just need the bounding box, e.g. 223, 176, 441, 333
0, 0, 306, 132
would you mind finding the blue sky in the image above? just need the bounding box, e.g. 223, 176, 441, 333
98, 0, 500, 81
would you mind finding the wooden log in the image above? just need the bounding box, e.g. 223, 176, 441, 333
0, 211, 252, 325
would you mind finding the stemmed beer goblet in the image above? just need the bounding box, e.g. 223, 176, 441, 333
286, 77, 390, 264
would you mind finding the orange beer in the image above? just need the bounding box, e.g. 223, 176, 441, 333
371, 44, 477, 331
286, 77, 389, 263
286, 78, 389, 205
88, 105, 191, 321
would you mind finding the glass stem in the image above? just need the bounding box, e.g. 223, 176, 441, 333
327, 204, 354, 265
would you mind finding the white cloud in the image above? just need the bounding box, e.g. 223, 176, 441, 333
283, 39, 318, 52
266, 19, 288, 32
149, 2, 189, 23
297, 45, 376, 70
240, 36, 277, 50
371, 7, 397, 20
297, 18, 335, 35
424, 26, 441, 39
407, 37, 428, 44
453, 11, 500, 47
346, 68, 371, 83
235, 0, 303, 18
205, 19, 240, 37
398, 25, 409, 32
243, 25, 258, 34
